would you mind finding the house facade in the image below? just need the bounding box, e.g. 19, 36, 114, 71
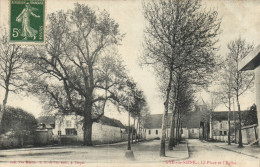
143, 110, 206, 140
211, 110, 258, 144
52, 113, 127, 144
143, 114, 170, 140
211, 117, 235, 142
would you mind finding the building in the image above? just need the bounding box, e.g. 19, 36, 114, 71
143, 109, 207, 140
182, 110, 208, 139
52, 112, 127, 145
239, 44, 260, 146
37, 116, 55, 129
211, 110, 259, 144
211, 111, 237, 142
35, 116, 56, 145
143, 114, 171, 140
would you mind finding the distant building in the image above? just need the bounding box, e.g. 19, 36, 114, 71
211, 110, 258, 144
35, 116, 56, 145
52, 112, 127, 144
143, 114, 171, 140
37, 115, 55, 129
211, 111, 237, 142
143, 108, 208, 140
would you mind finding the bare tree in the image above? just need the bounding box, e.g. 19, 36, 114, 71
227, 38, 254, 147
27, 4, 127, 145
0, 30, 27, 127
129, 89, 147, 144
214, 55, 236, 145
142, 0, 221, 156
167, 72, 195, 150
206, 91, 221, 140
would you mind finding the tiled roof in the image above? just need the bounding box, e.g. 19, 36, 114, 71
143, 114, 172, 129
144, 111, 207, 129
212, 111, 251, 121
54, 112, 125, 128
182, 111, 204, 128
143, 110, 255, 130
98, 116, 125, 129
37, 115, 55, 125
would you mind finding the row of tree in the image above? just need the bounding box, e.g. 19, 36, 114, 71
141, 0, 221, 156
141, 0, 256, 155
210, 37, 254, 147
0, 3, 148, 146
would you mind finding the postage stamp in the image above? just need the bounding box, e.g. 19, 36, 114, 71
9, 0, 45, 43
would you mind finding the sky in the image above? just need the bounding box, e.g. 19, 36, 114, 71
0, 0, 260, 122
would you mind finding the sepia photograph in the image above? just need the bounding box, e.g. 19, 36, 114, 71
0, 0, 260, 166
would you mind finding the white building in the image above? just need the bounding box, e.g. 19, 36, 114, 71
143, 114, 189, 140
144, 109, 208, 140
53, 112, 127, 144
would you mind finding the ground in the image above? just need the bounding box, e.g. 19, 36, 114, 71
0, 139, 259, 167
187, 139, 259, 167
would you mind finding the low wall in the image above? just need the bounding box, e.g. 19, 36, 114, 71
92, 123, 127, 144
213, 135, 235, 142
236, 124, 258, 144
34, 129, 54, 145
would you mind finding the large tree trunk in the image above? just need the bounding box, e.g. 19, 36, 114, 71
168, 114, 175, 150
236, 94, 243, 147
233, 98, 237, 143
178, 114, 181, 142
83, 105, 93, 146
136, 121, 139, 142
83, 119, 93, 146
178, 121, 182, 141
234, 112, 237, 143
0, 87, 9, 127
132, 118, 135, 144
160, 69, 173, 157
175, 110, 180, 145
209, 110, 213, 139
228, 98, 231, 145
180, 122, 183, 140
169, 97, 178, 149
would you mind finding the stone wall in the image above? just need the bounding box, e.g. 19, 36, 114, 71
235, 124, 258, 145
34, 129, 54, 145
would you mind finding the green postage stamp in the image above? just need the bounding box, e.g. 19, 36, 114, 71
10, 0, 45, 43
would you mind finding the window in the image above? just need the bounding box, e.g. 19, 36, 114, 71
220, 131, 222, 135
220, 122, 222, 129
224, 131, 227, 135
191, 129, 194, 133
149, 130, 151, 135
58, 131, 61, 136
66, 128, 77, 136
156, 130, 158, 135
66, 120, 71, 127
